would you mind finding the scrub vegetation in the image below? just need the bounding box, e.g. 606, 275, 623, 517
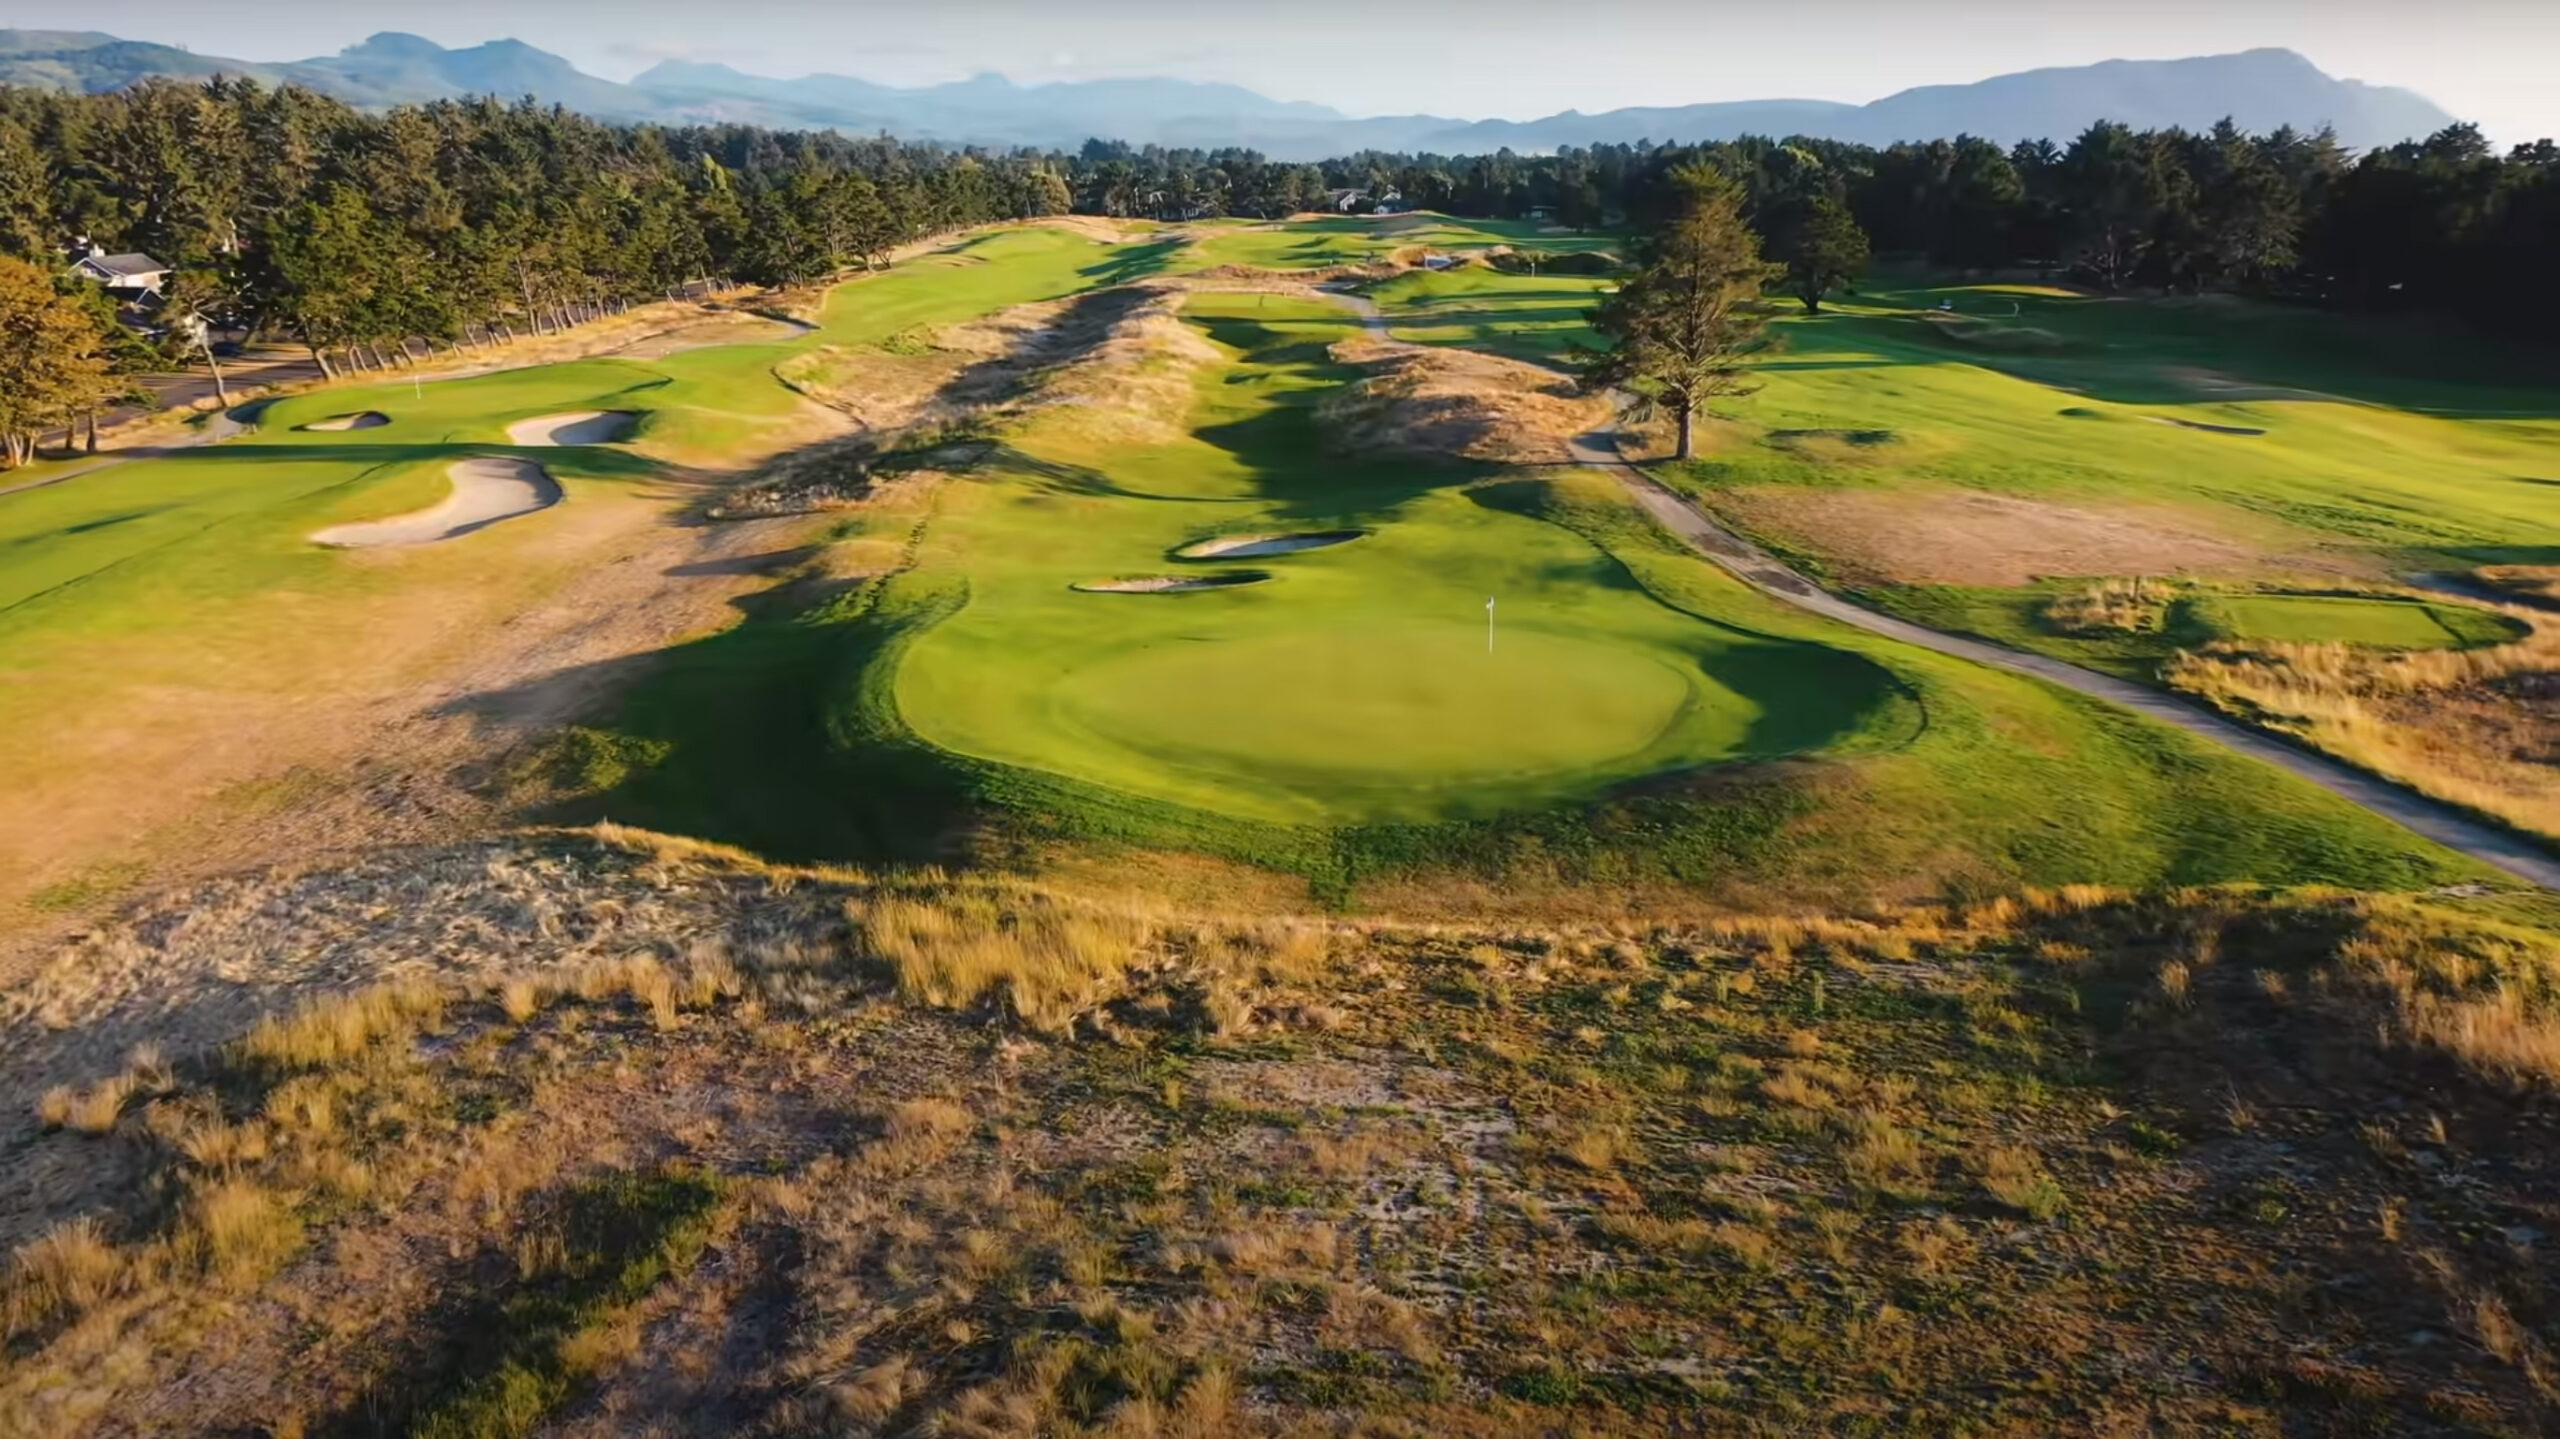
6, 831, 2559, 1437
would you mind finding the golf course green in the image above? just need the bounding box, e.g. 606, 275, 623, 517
2203, 592, 2523, 650
887, 291, 1895, 823
1, 216, 2509, 911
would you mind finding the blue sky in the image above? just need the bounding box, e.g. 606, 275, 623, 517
14, 0, 2557, 143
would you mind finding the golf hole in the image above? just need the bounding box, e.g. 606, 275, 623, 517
1074, 571, 1273, 594
1174, 530, 1365, 560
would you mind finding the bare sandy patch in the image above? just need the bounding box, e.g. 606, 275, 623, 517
1319, 335, 1611, 465
299, 411, 388, 432
1713, 486, 2370, 587
1074, 571, 1271, 594
310, 458, 563, 547
773, 285, 1220, 460
1176, 530, 1365, 559
508, 410, 636, 447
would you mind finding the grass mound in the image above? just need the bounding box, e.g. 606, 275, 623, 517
1174, 530, 1366, 560
1318, 335, 1609, 465
1073, 572, 1271, 594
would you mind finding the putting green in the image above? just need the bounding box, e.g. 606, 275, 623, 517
1052, 621, 1695, 784
2207, 594, 2522, 650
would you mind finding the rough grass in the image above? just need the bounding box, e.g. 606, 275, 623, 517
1317, 333, 1613, 464
2044, 576, 2180, 635
2167, 599, 2560, 839
7, 834, 2560, 1436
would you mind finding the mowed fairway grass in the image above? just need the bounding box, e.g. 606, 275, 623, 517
892, 294, 1891, 824
1175, 214, 1603, 273
0, 223, 1181, 909
1367, 264, 2560, 568
0, 219, 2511, 910
1366, 266, 1616, 363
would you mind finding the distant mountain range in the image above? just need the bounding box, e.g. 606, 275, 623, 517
0, 30, 2462, 158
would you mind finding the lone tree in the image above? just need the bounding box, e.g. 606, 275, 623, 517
1778, 196, 1870, 312
1583, 166, 1774, 460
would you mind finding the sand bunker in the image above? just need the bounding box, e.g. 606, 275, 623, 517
1175, 530, 1365, 560
508, 410, 637, 446
1074, 572, 1271, 594
1319, 336, 1610, 465
2152, 416, 2268, 437
310, 458, 563, 548
300, 411, 389, 432
1712, 486, 2374, 588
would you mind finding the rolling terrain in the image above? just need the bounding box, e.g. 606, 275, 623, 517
4, 213, 2559, 1439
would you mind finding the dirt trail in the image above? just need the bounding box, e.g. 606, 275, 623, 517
1321, 287, 2559, 889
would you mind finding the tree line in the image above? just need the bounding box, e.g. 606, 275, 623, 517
0, 75, 2551, 465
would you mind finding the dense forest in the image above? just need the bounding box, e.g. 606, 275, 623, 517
0, 74, 2553, 460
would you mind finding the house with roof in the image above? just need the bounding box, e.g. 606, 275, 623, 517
68, 244, 171, 297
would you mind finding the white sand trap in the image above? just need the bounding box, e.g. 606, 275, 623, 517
508, 410, 637, 446
1175, 530, 1365, 560
310, 458, 563, 548
1074, 572, 1270, 594
300, 411, 389, 432
2152, 415, 2267, 437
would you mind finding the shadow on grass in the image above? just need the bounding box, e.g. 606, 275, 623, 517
1830, 294, 2560, 418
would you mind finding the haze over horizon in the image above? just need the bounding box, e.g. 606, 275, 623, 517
10, 0, 2557, 144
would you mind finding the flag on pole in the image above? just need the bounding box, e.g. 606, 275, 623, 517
1485, 596, 1496, 655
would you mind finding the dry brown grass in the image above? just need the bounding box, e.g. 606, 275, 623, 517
855, 887, 1157, 1031
2045, 576, 2180, 634
2168, 595, 2560, 838
2477, 566, 2560, 606
1317, 335, 1612, 465
1708, 485, 2362, 588
14, 835, 2560, 1436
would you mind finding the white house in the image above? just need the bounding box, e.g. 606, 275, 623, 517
69, 245, 171, 297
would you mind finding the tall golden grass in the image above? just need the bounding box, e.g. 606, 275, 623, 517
2045, 576, 2177, 635
2167, 596, 2560, 837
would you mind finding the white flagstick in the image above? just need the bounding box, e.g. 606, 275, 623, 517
1486, 596, 1496, 655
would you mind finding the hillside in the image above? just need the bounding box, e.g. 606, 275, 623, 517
0, 30, 2462, 154
6, 829, 2558, 1436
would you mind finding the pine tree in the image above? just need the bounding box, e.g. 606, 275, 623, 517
1582, 166, 1775, 460
1777, 196, 1869, 312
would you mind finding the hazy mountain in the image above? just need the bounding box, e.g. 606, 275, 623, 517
0, 30, 2463, 158
1851, 48, 2453, 148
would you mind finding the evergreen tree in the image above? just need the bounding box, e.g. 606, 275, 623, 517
1583, 167, 1775, 460
1776, 196, 1869, 312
